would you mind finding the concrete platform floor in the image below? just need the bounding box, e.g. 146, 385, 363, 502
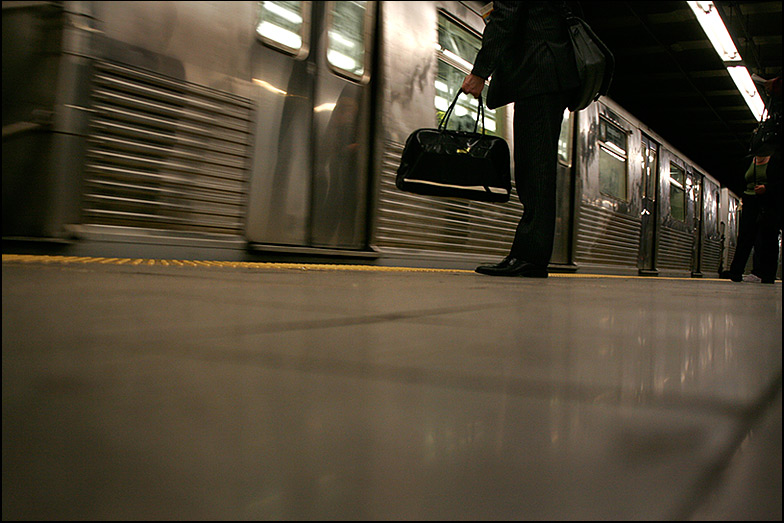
2, 255, 781, 520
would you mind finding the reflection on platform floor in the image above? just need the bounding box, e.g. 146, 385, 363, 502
2, 256, 781, 520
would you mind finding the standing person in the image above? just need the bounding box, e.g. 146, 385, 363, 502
721, 155, 777, 283
462, 2, 581, 277
722, 74, 782, 284
759, 75, 782, 283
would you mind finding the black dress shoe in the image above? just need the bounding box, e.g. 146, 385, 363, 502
475, 257, 548, 278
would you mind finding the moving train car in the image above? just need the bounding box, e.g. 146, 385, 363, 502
3, 0, 769, 278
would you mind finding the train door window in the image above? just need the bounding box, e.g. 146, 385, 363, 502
326, 1, 370, 81
435, 13, 499, 135
256, 1, 311, 58
669, 163, 687, 222
598, 117, 628, 201
728, 197, 738, 236
705, 187, 719, 227
715, 190, 721, 227
641, 135, 659, 201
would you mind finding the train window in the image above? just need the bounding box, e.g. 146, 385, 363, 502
326, 1, 369, 81
598, 118, 628, 201
435, 13, 499, 135
256, 1, 310, 58
669, 164, 686, 222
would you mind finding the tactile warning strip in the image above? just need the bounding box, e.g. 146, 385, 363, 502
1, 254, 742, 281
1, 255, 470, 273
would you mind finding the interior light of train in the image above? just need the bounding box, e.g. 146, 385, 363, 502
727, 66, 766, 121
442, 49, 473, 72
435, 80, 448, 93
329, 31, 356, 49
327, 50, 358, 72
600, 145, 627, 163
602, 140, 627, 159
262, 1, 303, 24
435, 96, 449, 112
686, 1, 740, 62
257, 21, 302, 49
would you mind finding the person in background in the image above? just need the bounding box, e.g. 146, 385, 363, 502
461, 2, 580, 277
721, 154, 779, 283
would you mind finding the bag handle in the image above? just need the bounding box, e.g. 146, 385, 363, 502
438, 90, 486, 135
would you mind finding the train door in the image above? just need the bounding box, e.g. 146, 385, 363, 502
372, 3, 517, 263
656, 151, 699, 276
689, 169, 703, 277
245, 1, 375, 249
637, 134, 659, 275
698, 175, 722, 276
719, 188, 740, 273
573, 103, 640, 273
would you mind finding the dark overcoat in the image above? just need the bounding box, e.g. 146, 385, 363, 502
471, 1, 580, 109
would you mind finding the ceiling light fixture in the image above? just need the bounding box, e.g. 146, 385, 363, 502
686, 1, 766, 121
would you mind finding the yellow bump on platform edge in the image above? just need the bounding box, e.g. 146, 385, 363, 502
0, 253, 747, 281
1, 254, 469, 274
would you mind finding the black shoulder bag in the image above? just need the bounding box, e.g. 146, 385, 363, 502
559, 2, 615, 111
396, 91, 511, 203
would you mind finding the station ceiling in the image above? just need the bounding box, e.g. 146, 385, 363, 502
579, 1, 782, 194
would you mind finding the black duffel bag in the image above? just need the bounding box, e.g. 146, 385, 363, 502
396, 92, 511, 203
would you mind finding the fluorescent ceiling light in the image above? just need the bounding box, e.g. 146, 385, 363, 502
686, 2, 767, 121
686, 1, 741, 62
727, 66, 766, 121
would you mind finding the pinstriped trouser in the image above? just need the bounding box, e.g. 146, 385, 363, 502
509, 91, 571, 267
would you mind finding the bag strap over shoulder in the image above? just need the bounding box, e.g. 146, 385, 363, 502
557, 3, 616, 101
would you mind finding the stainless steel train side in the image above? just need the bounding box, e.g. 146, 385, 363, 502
3, 1, 759, 278
570, 98, 738, 277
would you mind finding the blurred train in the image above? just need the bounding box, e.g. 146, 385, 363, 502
4, 0, 771, 278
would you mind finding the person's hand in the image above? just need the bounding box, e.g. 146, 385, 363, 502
754, 184, 767, 195
461, 74, 485, 98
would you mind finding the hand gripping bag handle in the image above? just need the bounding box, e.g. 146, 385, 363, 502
439, 91, 486, 135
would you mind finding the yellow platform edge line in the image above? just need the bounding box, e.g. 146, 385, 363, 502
0, 253, 761, 282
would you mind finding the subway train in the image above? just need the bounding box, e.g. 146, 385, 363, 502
3, 0, 773, 278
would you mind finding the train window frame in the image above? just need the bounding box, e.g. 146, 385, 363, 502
597, 116, 629, 202
669, 162, 687, 222
255, 1, 311, 60
435, 10, 500, 136
325, 1, 373, 84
